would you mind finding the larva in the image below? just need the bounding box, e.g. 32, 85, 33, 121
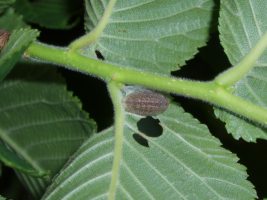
124, 89, 169, 116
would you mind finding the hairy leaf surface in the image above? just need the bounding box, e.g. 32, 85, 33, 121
42, 103, 256, 200
217, 1, 267, 141
84, 0, 214, 74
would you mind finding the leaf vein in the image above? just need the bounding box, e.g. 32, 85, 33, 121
122, 161, 156, 200
124, 139, 188, 200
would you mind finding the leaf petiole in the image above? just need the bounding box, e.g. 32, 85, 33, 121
107, 81, 124, 200
25, 42, 267, 127
69, 0, 117, 51
215, 31, 267, 86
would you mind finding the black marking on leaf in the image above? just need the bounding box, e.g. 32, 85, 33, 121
133, 133, 149, 147
137, 117, 163, 138
124, 89, 169, 116
95, 50, 105, 60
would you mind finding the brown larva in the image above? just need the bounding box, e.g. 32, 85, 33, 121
124, 89, 169, 116
0, 29, 10, 51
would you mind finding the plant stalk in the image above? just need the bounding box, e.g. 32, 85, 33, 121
107, 81, 124, 200
69, 0, 117, 50
215, 31, 267, 86
25, 42, 267, 126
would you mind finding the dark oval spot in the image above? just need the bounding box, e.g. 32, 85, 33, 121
95, 50, 105, 60
133, 133, 149, 147
137, 116, 163, 137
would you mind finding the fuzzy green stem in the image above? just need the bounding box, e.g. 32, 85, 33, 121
215, 31, 267, 86
25, 42, 267, 126
69, 0, 117, 50
107, 81, 124, 200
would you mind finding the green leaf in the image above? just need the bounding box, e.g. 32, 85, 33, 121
0, 28, 38, 80
0, 140, 43, 176
0, 0, 15, 13
0, 8, 25, 31
0, 63, 96, 197
0, 195, 6, 200
83, 0, 214, 74
41, 103, 256, 200
216, 1, 267, 142
14, 0, 81, 29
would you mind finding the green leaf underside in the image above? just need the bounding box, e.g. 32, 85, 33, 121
0, 0, 15, 12
0, 9, 25, 31
84, 0, 214, 74
0, 27, 38, 80
42, 104, 256, 200
217, 1, 267, 142
0, 64, 96, 197
14, 0, 81, 29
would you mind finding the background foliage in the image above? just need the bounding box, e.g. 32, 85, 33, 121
0, 0, 267, 200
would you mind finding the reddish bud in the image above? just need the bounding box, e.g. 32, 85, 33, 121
0, 29, 10, 51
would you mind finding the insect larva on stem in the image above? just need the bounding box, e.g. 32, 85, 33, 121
123, 87, 169, 116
